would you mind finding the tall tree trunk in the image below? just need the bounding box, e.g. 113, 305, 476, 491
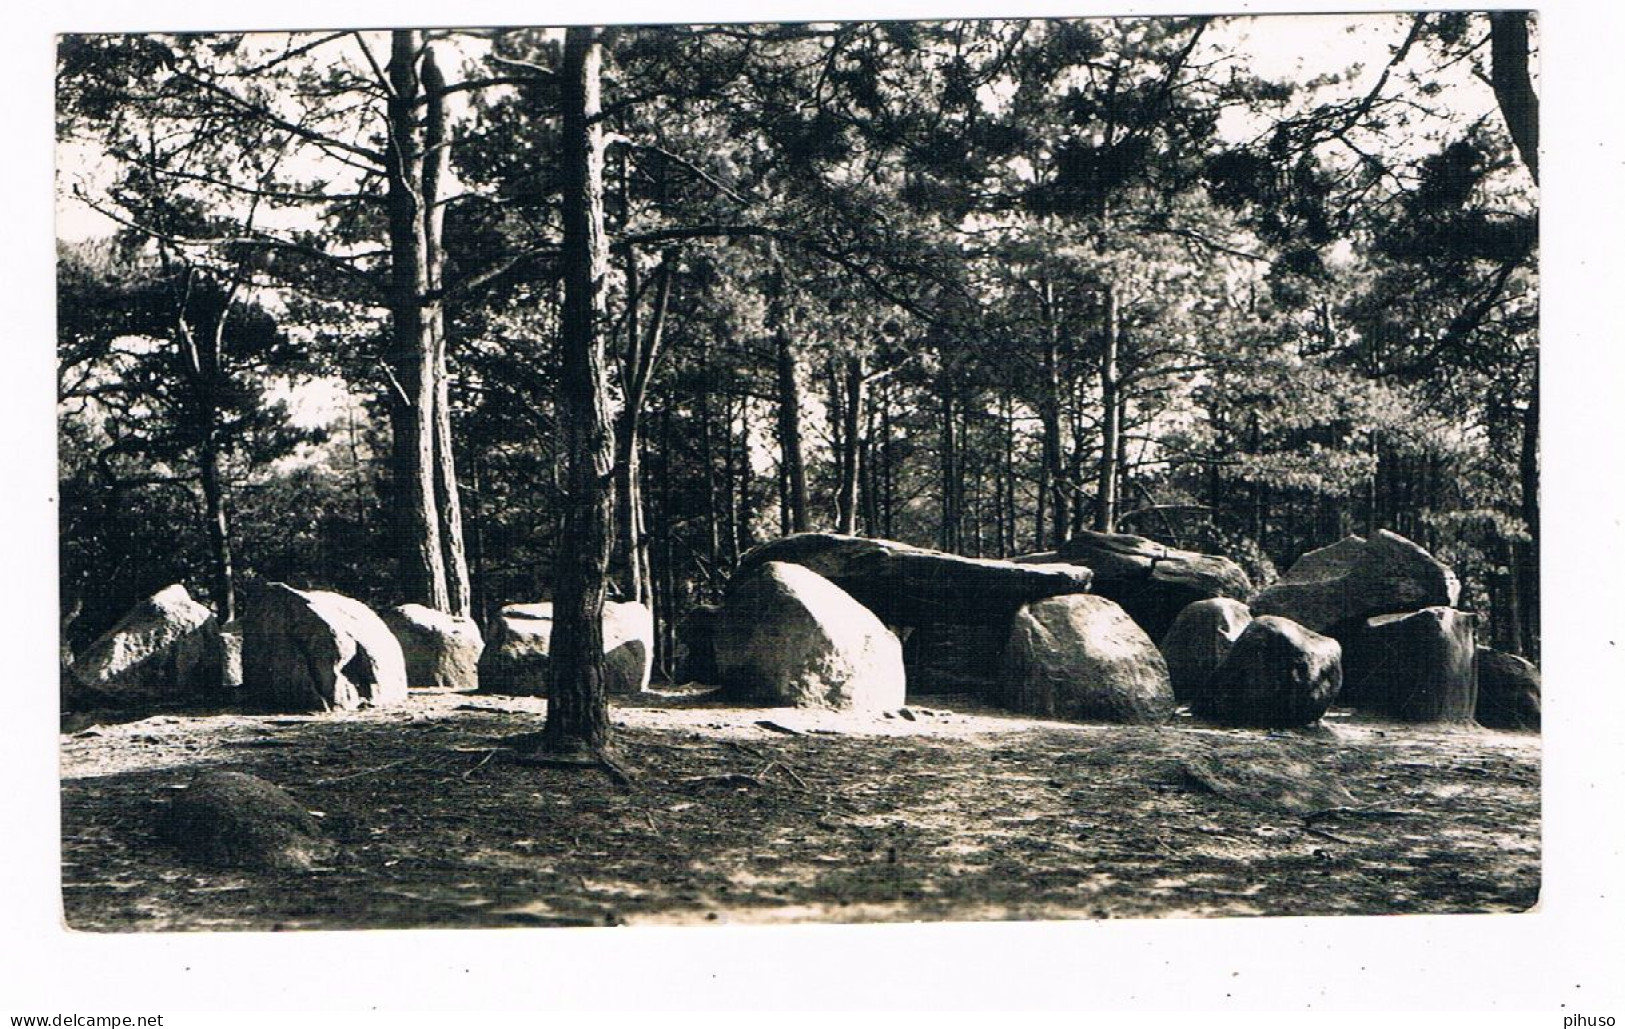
722, 391, 741, 570
773, 279, 809, 534
860, 385, 881, 537
1094, 284, 1121, 532
836, 354, 866, 535
386, 31, 449, 612
541, 26, 615, 755
735, 395, 756, 561
422, 46, 472, 619
612, 251, 672, 604
879, 377, 896, 539
699, 338, 721, 571
1038, 280, 1070, 545
939, 379, 960, 552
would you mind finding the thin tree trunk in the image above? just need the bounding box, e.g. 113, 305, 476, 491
836, 354, 866, 535
699, 338, 721, 570
880, 377, 896, 539
736, 395, 755, 561
198, 431, 236, 624
939, 380, 959, 552
1038, 280, 1070, 545
722, 391, 741, 570
773, 282, 809, 534
861, 387, 881, 537
1518, 389, 1540, 657
541, 26, 615, 755
1094, 283, 1121, 533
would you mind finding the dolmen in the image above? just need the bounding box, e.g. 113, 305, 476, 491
241, 583, 408, 713
478, 600, 653, 697
64, 584, 228, 709
380, 603, 484, 690
734, 533, 1094, 696
1254, 531, 1475, 725
1018, 529, 1254, 641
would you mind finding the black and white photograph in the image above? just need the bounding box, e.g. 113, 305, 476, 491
10, 0, 1624, 1015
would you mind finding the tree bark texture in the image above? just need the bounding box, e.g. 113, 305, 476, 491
543, 26, 615, 753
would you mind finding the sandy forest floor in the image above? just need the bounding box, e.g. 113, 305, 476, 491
58, 687, 1540, 931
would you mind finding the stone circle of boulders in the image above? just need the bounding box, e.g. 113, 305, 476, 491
1019, 529, 1254, 641
1159, 597, 1253, 704
157, 771, 334, 872
1251, 530, 1460, 635
1341, 607, 1478, 724
1474, 648, 1541, 731
241, 583, 408, 713
1192, 615, 1343, 728
381, 603, 484, 690
477, 600, 653, 697
714, 561, 905, 712
64, 584, 225, 708
1000, 594, 1175, 725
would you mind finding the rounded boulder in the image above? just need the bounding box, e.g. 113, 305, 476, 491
714, 561, 905, 712
1000, 594, 1175, 725
1194, 615, 1343, 728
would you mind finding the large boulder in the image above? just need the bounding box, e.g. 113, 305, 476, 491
1018, 529, 1254, 640
381, 603, 484, 690
477, 601, 653, 697
735, 533, 1094, 628
65, 584, 223, 706
1341, 607, 1478, 724
1474, 648, 1541, 731
1000, 594, 1175, 725
1159, 598, 1253, 704
1193, 616, 1343, 729
241, 584, 408, 713
714, 561, 905, 711
1251, 530, 1460, 635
